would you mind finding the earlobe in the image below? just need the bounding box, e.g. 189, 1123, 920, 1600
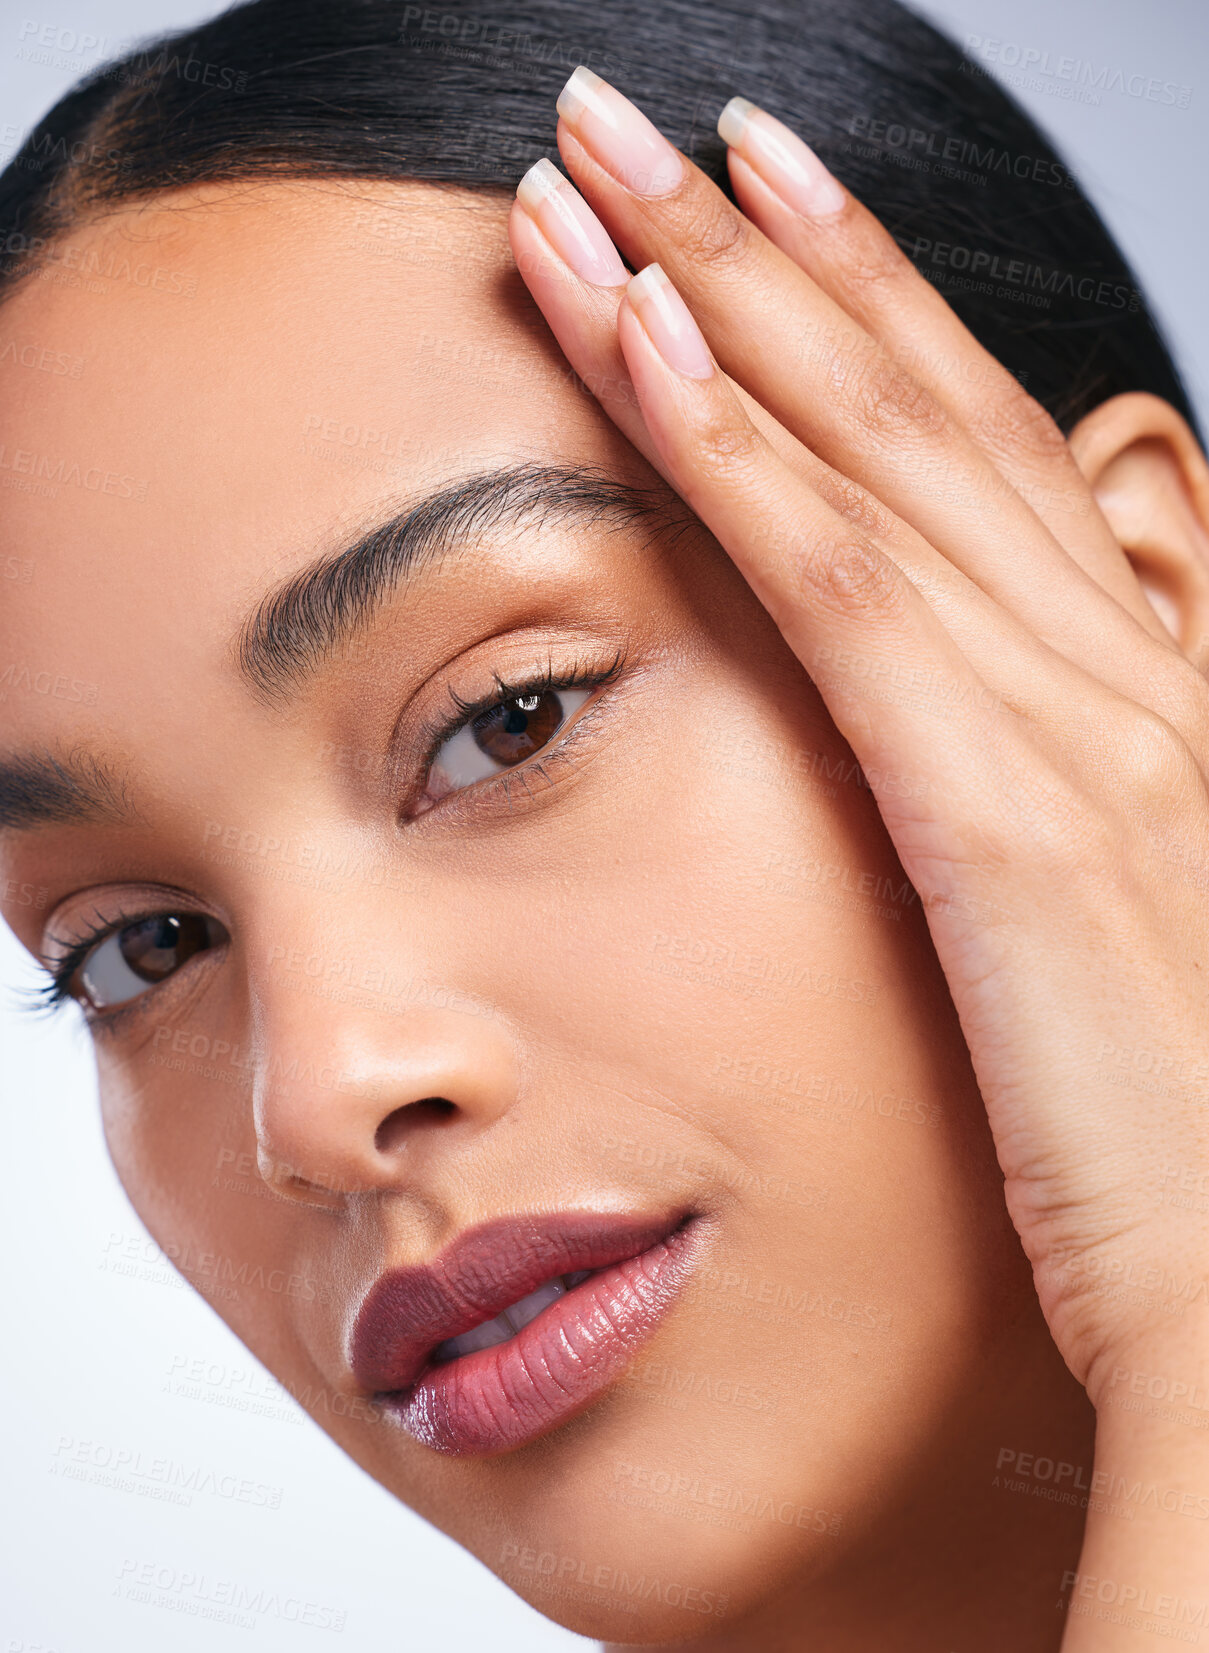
1068, 392, 1209, 670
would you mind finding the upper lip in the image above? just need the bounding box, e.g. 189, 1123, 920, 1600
350, 1209, 690, 1395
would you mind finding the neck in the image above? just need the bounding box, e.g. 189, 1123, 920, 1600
604, 1327, 1094, 1653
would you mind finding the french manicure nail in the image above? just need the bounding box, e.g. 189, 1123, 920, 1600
557, 66, 685, 198
626, 264, 713, 379
717, 97, 846, 218
516, 157, 628, 285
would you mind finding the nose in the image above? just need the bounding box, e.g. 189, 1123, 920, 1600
248, 941, 519, 1205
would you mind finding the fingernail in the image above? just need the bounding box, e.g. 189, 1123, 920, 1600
557, 66, 684, 198
717, 97, 846, 218
625, 264, 713, 379
516, 157, 628, 285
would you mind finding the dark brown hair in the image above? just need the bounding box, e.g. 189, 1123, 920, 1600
0, 0, 1197, 434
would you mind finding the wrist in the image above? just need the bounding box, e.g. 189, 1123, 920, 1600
1058, 1376, 1209, 1649
1081, 1314, 1209, 1413
1094, 1343, 1209, 1440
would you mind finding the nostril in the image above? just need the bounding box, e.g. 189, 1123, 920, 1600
374, 1097, 457, 1154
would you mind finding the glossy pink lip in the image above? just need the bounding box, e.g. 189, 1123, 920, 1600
350, 1209, 703, 1455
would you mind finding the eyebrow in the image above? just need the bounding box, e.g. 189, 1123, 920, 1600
236, 460, 677, 706
0, 461, 684, 835
0, 744, 136, 834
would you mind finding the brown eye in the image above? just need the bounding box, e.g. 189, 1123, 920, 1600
419, 685, 592, 811
77, 913, 225, 1008
471, 691, 564, 765
119, 914, 215, 982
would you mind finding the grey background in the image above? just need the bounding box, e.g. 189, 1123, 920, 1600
1, 2, 1205, 1650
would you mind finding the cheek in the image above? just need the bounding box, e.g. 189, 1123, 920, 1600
524, 676, 1004, 1366
517, 667, 936, 1111
405, 703, 1020, 1622
96, 1039, 307, 1358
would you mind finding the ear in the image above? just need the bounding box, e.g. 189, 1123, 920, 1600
1068, 392, 1209, 670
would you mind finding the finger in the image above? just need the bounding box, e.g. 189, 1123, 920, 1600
614, 265, 1209, 1017
613, 264, 1194, 809
510, 174, 900, 491
612, 260, 1053, 832
508, 163, 645, 448
550, 69, 1170, 657
509, 170, 1053, 694
510, 159, 1209, 754
715, 97, 1158, 625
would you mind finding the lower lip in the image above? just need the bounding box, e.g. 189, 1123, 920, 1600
377, 1218, 703, 1456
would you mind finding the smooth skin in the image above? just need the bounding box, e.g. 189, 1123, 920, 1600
0, 78, 1206, 1653
510, 72, 1209, 1649
3, 178, 1080, 1652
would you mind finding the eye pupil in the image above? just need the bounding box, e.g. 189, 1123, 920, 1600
120, 912, 213, 983
414, 677, 596, 817
472, 690, 563, 766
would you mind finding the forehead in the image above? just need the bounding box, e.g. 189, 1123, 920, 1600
0, 176, 610, 625
0, 178, 633, 766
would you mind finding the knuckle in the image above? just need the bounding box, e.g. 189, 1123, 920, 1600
1004, 704, 1204, 886
691, 405, 765, 472
793, 531, 903, 622
838, 351, 948, 445
672, 191, 752, 274
839, 233, 916, 296
810, 469, 897, 541
969, 384, 1071, 471
1144, 657, 1209, 755
1121, 704, 1203, 804
1012, 765, 1118, 882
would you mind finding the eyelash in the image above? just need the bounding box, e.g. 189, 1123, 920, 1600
19, 903, 169, 1026
410, 645, 627, 814
21, 646, 629, 1025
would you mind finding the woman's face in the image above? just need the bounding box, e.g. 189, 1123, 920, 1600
0, 180, 1085, 1639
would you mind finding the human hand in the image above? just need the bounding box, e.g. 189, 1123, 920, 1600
507, 71, 1209, 1412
